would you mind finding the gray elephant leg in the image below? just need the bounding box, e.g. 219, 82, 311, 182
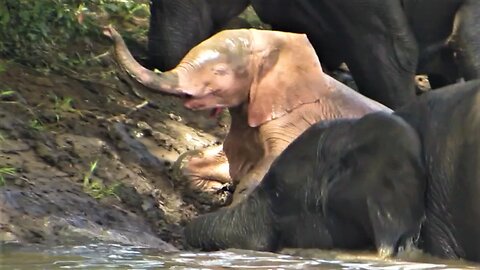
329, 1, 418, 109
148, 0, 249, 71
449, 0, 480, 80
417, 45, 459, 90
148, 0, 213, 70
209, 0, 250, 28
251, 0, 344, 70
221, 17, 251, 30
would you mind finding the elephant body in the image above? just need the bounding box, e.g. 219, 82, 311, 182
224, 76, 388, 203
148, 0, 249, 70
106, 27, 390, 205
185, 112, 425, 255
185, 79, 480, 262
395, 79, 480, 261
148, 0, 480, 109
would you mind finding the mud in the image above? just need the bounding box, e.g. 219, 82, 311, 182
0, 35, 231, 250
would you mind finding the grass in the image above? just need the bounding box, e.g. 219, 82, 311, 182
0, 89, 16, 100
28, 119, 45, 131
85, 180, 120, 199
0, 166, 16, 186
52, 95, 83, 121
0, 0, 150, 70
82, 160, 119, 199
83, 159, 99, 187
54, 96, 75, 112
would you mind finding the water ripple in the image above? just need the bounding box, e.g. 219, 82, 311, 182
0, 242, 479, 269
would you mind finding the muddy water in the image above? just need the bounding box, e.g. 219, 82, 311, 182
1, 243, 478, 270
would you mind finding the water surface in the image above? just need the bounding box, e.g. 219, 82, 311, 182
1, 243, 478, 269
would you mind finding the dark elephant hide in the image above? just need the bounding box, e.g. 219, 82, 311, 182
185, 112, 426, 255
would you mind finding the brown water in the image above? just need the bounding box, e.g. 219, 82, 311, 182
1, 243, 478, 270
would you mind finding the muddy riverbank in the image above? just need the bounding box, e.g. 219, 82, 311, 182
0, 2, 270, 252
0, 34, 232, 249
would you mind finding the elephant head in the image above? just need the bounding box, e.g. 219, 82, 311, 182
104, 26, 330, 127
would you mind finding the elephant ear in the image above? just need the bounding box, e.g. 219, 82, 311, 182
247, 30, 331, 127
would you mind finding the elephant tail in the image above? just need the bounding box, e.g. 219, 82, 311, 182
184, 190, 278, 251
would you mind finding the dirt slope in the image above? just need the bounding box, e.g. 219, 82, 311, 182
0, 33, 230, 249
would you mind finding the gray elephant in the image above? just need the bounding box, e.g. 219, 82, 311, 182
395, 79, 480, 261
104, 26, 389, 205
148, 0, 480, 109
147, 0, 250, 70
185, 79, 480, 262
185, 112, 426, 256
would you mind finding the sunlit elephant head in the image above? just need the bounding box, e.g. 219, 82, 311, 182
104, 26, 329, 127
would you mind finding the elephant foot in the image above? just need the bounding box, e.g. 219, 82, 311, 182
174, 145, 232, 193
229, 175, 262, 207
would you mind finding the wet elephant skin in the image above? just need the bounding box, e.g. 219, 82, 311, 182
186, 79, 480, 263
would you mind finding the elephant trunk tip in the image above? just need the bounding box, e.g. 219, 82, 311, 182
103, 25, 122, 42
103, 24, 119, 39
102, 25, 114, 38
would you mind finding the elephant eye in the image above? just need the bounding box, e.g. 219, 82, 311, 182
212, 65, 228, 76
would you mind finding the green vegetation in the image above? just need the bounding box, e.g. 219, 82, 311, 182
53, 96, 75, 113
52, 95, 83, 121
83, 160, 119, 199
84, 180, 120, 199
239, 6, 269, 29
0, 166, 16, 186
28, 119, 45, 131
83, 159, 99, 187
0, 89, 15, 99
0, 0, 149, 69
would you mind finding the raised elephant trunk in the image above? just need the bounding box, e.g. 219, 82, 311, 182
105, 25, 257, 112
103, 26, 182, 95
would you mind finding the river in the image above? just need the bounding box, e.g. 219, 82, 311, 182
1, 242, 478, 269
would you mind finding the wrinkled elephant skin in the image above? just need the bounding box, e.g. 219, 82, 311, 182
105, 26, 390, 205
185, 112, 426, 257
395, 79, 480, 262
186, 79, 480, 263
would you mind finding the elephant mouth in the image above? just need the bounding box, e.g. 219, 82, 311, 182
210, 107, 224, 118
181, 94, 224, 118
